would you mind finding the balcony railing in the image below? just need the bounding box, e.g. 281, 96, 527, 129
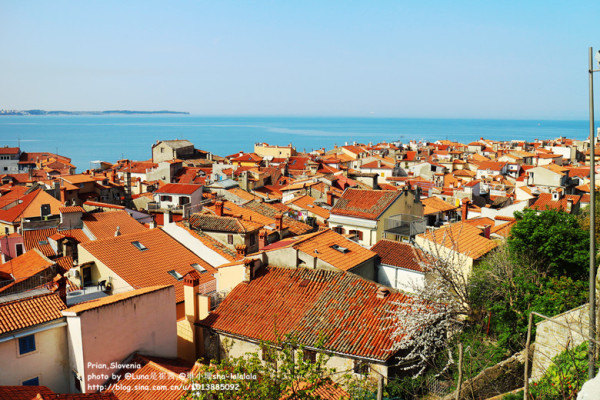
383, 213, 426, 239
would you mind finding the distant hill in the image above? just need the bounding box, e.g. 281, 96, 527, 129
0, 109, 189, 116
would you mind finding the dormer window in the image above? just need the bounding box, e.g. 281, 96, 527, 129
168, 270, 183, 280
131, 241, 147, 251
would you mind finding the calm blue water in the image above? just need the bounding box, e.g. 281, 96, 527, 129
0, 115, 594, 171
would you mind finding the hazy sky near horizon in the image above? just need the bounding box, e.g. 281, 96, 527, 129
1, 1, 599, 119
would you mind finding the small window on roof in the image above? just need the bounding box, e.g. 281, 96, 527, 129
168, 270, 183, 280
331, 244, 350, 254
131, 241, 148, 251
38, 240, 48, 245
191, 263, 207, 273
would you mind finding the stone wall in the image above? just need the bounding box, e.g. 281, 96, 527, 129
530, 303, 589, 381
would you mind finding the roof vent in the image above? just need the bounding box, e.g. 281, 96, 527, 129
114, 226, 121, 237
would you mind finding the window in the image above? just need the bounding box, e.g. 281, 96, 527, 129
303, 349, 317, 364
160, 195, 173, 202
18, 334, 36, 355
168, 270, 183, 280
349, 230, 363, 241
249, 234, 256, 246
22, 377, 39, 386
331, 244, 350, 254
131, 241, 148, 251
191, 263, 207, 273
333, 226, 344, 235
353, 360, 369, 375
15, 243, 24, 257
227, 234, 233, 245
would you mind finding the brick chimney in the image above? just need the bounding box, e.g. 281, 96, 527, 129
326, 191, 334, 206
275, 213, 284, 231
235, 244, 248, 258
259, 229, 269, 249
57, 275, 67, 304
481, 225, 491, 239
461, 198, 469, 221
215, 201, 224, 216
60, 186, 66, 204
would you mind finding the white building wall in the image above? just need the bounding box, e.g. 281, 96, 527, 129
377, 264, 425, 293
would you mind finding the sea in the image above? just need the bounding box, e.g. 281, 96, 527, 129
0, 115, 594, 171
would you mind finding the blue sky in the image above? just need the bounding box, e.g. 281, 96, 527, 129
1, 1, 599, 118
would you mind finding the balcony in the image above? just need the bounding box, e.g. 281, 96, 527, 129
383, 214, 426, 241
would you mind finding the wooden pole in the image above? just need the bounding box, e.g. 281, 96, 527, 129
523, 312, 534, 400
456, 343, 463, 400
376, 375, 383, 400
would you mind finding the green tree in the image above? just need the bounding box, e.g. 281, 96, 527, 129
184, 335, 354, 400
508, 209, 589, 279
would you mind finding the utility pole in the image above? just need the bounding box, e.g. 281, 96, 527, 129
589, 46, 597, 380
456, 343, 463, 400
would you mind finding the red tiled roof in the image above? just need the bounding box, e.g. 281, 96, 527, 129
80, 229, 216, 303
59, 206, 84, 213
0, 293, 66, 335
0, 386, 54, 400
292, 229, 377, 271
422, 196, 458, 215
82, 210, 147, 240
83, 201, 126, 210
531, 193, 581, 212
417, 222, 498, 260
371, 240, 425, 272
286, 195, 330, 219
174, 222, 238, 261
330, 189, 401, 220
0, 147, 19, 155
155, 183, 202, 195
0, 248, 54, 280
189, 214, 262, 233
200, 267, 410, 361
23, 228, 58, 257
106, 360, 187, 400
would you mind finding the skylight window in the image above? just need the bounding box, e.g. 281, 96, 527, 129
131, 241, 148, 251
38, 240, 48, 245
331, 244, 350, 254
191, 263, 207, 273
168, 270, 183, 280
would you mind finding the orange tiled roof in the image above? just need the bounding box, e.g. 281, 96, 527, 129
155, 183, 202, 195
174, 222, 238, 261
371, 240, 425, 272
292, 229, 376, 271
63, 285, 171, 315
418, 222, 498, 260
531, 193, 581, 212
422, 196, 458, 215
0, 386, 54, 400
62, 174, 96, 184
286, 195, 330, 219
82, 210, 147, 240
0, 248, 54, 280
200, 267, 410, 361
106, 360, 187, 400
0, 292, 66, 335
330, 189, 400, 220
80, 229, 215, 303
59, 206, 84, 213
23, 228, 58, 257
189, 214, 262, 233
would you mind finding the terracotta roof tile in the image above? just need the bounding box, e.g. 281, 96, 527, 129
0, 249, 54, 280
330, 189, 401, 220
286, 195, 330, 219
80, 229, 216, 303
200, 267, 409, 361
422, 196, 458, 215
0, 386, 54, 400
106, 360, 186, 400
417, 222, 498, 260
82, 210, 147, 240
23, 228, 58, 257
371, 240, 425, 272
0, 292, 66, 335
155, 183, 202, 195
59, 206, 84, 213
292, 229, 376, 271
189, 214, 262, 233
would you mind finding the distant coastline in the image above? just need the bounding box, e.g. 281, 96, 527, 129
0, 109, 189, 116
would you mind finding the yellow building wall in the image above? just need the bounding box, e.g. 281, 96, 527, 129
0, 324, 69, 393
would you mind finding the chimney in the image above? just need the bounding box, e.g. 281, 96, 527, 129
60, 186, 66, 203
163, 211, 171, 225
566, 198, 573, 213
215, 201, 224, 216
235, 244, 248, 258
275, 213, 283, 231
259, 230, 269, 249
184, 272, 201, 322
481, 225, 491, 239
243, 259, 254, 283
461, 198, 469, 221
57, 275, 67, 304
114, 226, 121, 237
376, 286, 390, 299
326, 191, 334, 206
